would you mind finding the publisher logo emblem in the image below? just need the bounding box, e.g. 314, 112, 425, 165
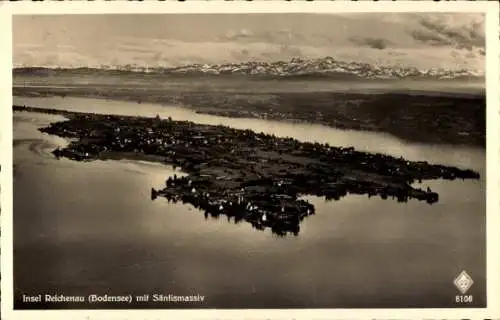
453, 270, 474, 294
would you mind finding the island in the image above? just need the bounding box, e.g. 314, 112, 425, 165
13, 105, 480, 236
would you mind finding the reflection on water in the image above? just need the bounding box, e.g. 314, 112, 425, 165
13, 98, 486, 308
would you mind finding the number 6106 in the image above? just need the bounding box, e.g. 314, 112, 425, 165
455, 295, 473, 303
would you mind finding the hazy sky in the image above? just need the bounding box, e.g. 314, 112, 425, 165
13, 13, 485, 71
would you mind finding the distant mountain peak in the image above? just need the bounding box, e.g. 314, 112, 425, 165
13, 56, 483, 80
116, 56, 484, 80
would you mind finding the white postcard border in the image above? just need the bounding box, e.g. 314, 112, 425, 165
1, 1, 499, 319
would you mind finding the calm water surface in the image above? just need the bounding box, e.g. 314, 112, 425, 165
13, 96, 486, 308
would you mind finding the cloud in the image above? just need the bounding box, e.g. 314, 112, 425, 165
221, 28, 306, 45
348, 36, 390, 50
223, 28, 255, 41
278, 44, 303, 57
408, 15, 484, 50
387, 51, 407, 57
464, 51, 477, 59
409, 28, 453, 47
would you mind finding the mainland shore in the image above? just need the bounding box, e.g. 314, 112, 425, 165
13, 82, 485, 148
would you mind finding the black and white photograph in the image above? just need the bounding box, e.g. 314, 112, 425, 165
2, 2, 500, 318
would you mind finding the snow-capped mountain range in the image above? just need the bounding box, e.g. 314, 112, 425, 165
14, 56, 483, 80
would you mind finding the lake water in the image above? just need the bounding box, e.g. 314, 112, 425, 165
13, 96, 486, 308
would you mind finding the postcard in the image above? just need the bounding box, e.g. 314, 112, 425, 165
1, 1, 499, 319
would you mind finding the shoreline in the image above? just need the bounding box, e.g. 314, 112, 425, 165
13, 85, 486, 148
13, 104, 480, 236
